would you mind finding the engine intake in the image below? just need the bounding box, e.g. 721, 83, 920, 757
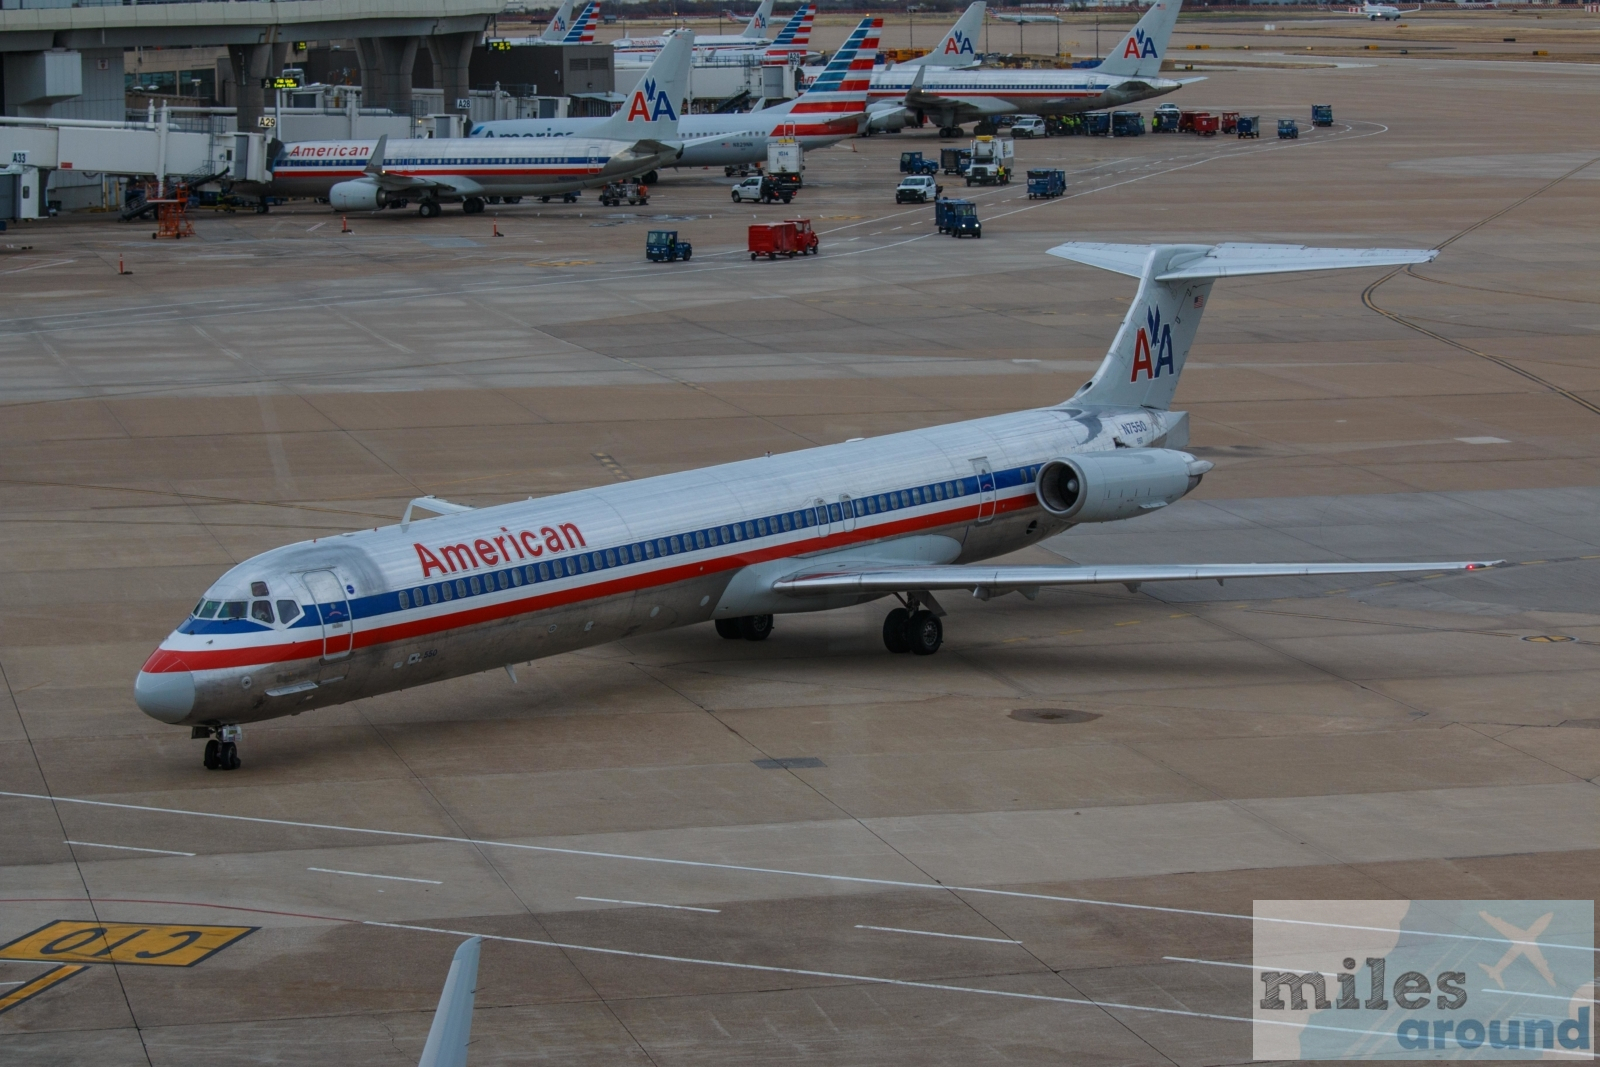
329, 179, 387, 211
1036, 448, 1212, 523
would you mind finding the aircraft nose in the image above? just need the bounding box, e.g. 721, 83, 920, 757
135, 669, 195, 724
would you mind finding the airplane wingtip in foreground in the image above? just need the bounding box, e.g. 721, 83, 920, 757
135, 238, 1502, 768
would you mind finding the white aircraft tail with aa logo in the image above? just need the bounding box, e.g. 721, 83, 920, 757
1048, 242, 1440, 411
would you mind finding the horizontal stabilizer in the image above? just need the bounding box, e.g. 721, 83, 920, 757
774, 560, 1501, 596
1046, 241, 1438, 280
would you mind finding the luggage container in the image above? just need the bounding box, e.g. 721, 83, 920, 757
940, 147, 971, 175
1112, 111, 1144, 137
1026, 169, 1065, 199
1178, 110, 1203, 133
1194, 113, 1220, 137
748, 222, 798, 259
600, 180, 648, 206
1086, 112, 1111, 136
1152, 110, 1180, 133
1236, 115, 1260, 138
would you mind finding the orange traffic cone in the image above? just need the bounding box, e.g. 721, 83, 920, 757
341, 215, 351, 234
492, 220, 504, 237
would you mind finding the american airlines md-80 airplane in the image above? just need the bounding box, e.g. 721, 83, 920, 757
135, 242, 1499, 770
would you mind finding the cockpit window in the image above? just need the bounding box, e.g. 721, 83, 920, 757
198, 600, 221, 619
251, 601, 275, 624
221, 601, 248, 620
277, 600, 303, 624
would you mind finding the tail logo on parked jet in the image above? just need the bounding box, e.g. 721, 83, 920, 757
1123, 27, 1160, 59
1131, 306, 1174, 381
943, 31, 976, 55
627, 78, 678, 121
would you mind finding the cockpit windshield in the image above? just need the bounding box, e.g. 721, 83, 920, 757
186, 591, 304, 628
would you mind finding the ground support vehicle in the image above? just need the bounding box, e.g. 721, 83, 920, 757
1046, 116, 1086, 136
935, 197, 981, 238
1220, 111, 1239, 134
1152, 110, 1179, 133
896, 175, 940, 203
1278, 118, 1299, 140
1237, 115, 1260, 138
731, 175, 795, 204
1112, 111, 1145, 137
900, 151, 939, 175
1086, 112, 1111, 136
787, 217, 818, 255
1179, 110, 1202, 133
768, 139, 804, 189
1026, 169, 1066, 199
748, 219, 817, 259
966, 135, 1014, 185
1011, 116, 1047, 138
539, 192, 581, 203
940, 148, 972, 175
1194, 114, 1220, 136
646, 230, 692, 262
1312, 104, 1334, 127
600, 180, 649, 206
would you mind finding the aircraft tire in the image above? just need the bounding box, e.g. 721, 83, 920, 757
203, 739, 220, 769
738, 614, 774, 641
221, 741, 241, 770
907, 611, 942, 656
715, 618, 742, 639
882, 608, 911, 654
463, 197, 485, 215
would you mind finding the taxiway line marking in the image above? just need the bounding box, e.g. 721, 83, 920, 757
1, 791, 1588, 953
856, 924, 1018, 944
307, 867, 442, 885
370, 919, 1590, 1050
576, 897, 721, 913
1165, 956, 1333, 974
64, 840, 195, 857
0, 965, 88, 1016
1478, 988, 1597, 1003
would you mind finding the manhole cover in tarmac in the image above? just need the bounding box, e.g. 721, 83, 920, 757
1009, 708, 1101, 725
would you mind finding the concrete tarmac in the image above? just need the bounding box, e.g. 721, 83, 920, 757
2, 16, 1599, 1065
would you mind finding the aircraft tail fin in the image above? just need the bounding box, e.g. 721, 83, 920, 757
741, 0, 776, 38
562, 0, 600, 44
588, 33, 692, 141
417, 937, 480, 1067
538, 0, 577, 42
903, 2, 985, 68
765, 3, 815, 56
1094, 0, 1181, 79
1048, 242, 1438, 411
763, 16, 879, 129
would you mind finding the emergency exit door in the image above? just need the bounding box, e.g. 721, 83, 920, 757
301, 570, 353, 661
972, 458, 997, 523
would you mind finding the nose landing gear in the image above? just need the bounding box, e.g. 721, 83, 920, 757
882, 594, 944, 656
715, 615, 774, 641
194, 725, 242, 770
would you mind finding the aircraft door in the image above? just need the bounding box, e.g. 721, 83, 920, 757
972, 458, 997, 524
586, 144, 602, 173
301, 569, 353, 661
838, 494, 857, 534
814, 497, 830, 539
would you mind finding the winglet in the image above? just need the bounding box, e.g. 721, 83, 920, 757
417, 937, 480, 1067
364, 134, 388, 177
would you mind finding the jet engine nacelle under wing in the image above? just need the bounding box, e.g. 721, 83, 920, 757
329, 178, 387, 211
1036, 448, 1210, 522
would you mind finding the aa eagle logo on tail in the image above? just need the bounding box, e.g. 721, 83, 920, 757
1122, 27, 1160, 60
1130, 306, 1175, 381
943, 31, 975, 55
626, 78, 679, 122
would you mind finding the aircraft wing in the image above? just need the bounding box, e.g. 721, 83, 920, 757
417, 937, 480, 1067
1047, 241, 1438, 280
360, 134, 461, 196
774, 560, 1501, 598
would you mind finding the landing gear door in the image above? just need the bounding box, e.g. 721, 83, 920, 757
972, 458, 997, 524
301, 569, 353, 661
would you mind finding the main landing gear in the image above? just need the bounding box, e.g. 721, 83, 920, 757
715, 615, 774, 641
194, 725, 242, 770
882, 594, 943, 656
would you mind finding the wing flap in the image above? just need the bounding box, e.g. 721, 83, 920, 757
773, 560, 1501, 596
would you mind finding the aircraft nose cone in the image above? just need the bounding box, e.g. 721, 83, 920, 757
135, 669, 195, 724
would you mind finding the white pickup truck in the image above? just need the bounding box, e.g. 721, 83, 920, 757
895, 174, 940, 204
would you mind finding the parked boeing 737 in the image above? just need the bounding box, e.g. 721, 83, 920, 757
861, 0, 1185, 135
255, 35, 692, 216
473, 18, 878, 169
614, 0, 773, 56
135, 241, 1500, 770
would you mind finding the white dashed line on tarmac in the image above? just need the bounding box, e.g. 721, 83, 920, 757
307, 867, 442, 885
576, 897, 721, 913
856, 925, 1018, 944
64, 840, 195, 857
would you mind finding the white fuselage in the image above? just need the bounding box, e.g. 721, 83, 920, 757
855, 66, 1182, 123
471, 112, 849, 166
136, 403, 1187, 727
